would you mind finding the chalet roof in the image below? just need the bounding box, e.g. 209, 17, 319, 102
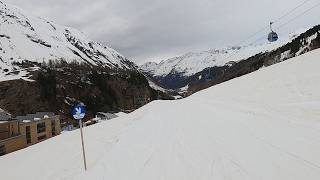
16, 112, 56, 121
0, 112, 11, 121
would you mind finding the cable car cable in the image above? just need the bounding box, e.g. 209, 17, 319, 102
219, 0, 320, 62
273, 0, 313, 24
276, 1, 320, 30
228, 0, 313, 48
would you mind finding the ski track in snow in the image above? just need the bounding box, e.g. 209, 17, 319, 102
1, 49, 320, 180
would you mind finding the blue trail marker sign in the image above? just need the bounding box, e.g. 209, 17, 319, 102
72, 104, 87, 171
72, 104, 86, 120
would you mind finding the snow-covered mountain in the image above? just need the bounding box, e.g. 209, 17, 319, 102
1, 48, 320, 180
141, 26, 320, 92
141, 43, 285, 77
139, 62, 158, 74
0, 0, 135, 78
0, 1, 172, 119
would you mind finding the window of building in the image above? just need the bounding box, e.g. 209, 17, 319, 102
37, 135, 47, 141
37, 122, 46, 134
11, 125, 14, 136
51, 121, 56, 136
0, 145, 6, 156
26, 126, 31, 144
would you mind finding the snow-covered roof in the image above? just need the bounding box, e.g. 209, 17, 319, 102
16, 112, 56, 121
0, 112, 11, 121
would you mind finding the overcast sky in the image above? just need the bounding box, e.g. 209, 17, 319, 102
4, 0, 320, 64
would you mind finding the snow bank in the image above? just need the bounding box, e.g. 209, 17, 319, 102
1, 49, 320, 180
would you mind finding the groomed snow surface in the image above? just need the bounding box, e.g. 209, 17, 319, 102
1, 49, 320, 180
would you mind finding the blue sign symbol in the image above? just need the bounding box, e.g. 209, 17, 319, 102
72, 104, 86, 120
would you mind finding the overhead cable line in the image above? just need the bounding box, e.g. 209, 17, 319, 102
230, 0, 313, 48
220, 0, 319, 63
276, 1, 320, 30
273, 0, 313, 24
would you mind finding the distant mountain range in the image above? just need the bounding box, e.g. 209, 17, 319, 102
140, 26, 320, 95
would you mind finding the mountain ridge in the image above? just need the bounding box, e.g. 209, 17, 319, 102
140, 25, 320, 93
0, 1, 172, 123
0, 0, 135, 78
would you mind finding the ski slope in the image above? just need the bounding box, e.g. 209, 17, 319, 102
1, 49, 320, 180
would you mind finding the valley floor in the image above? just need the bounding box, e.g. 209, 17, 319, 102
1, 49, 320, 180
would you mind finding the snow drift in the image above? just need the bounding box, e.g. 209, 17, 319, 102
1, 49, 320, 180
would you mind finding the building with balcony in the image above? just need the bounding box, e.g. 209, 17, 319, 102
0, 112, 61, 156
0, 112, 27, 156
17, 112, 61, 146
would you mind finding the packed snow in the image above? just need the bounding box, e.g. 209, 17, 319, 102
1, 49, 320, 180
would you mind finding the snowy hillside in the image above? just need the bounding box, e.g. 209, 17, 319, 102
140, 37, 296, 77
140, 26, 320, 91
139, 61, 158, 74
1, 48, 320, 180
0, 1, 135, 76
